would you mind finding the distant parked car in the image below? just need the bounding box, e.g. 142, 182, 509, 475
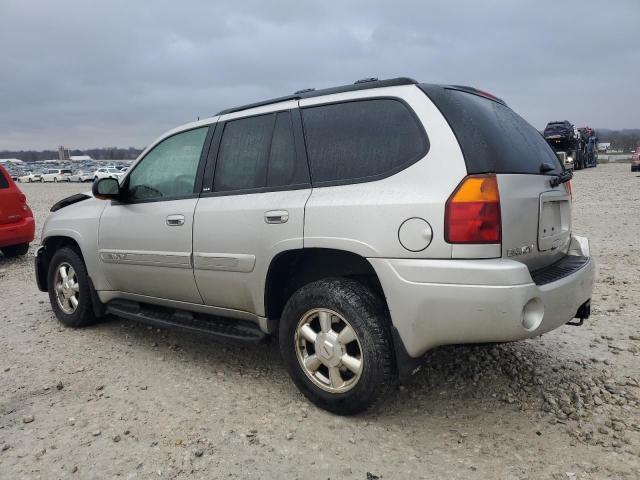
631, 148, 640, 172
42, 169, 72, 182
0, 165, 35, 257
18, 172, 43, 183
93, 167, 123, 181
69, 170, 93, 182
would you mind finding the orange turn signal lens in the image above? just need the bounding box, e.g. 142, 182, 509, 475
445, 174, 501, 244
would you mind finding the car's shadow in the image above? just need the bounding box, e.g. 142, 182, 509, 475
77, 315, 604, 421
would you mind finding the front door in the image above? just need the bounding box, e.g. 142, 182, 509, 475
193, 105, 311, 316
98, 126, 211, 304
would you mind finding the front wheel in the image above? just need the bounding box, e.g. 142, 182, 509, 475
47, 247, 97, 328
279, 278, 396, 415
39, 177, 44, 183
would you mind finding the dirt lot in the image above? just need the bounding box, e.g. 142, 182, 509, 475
1, 164, 639, 479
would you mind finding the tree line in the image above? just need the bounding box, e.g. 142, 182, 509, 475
0, 147, 143, 162
3, 129, 640, 161
593, 129, 640, 152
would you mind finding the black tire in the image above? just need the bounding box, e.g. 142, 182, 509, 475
47, 247, 97, 328
279, 278, 396, 415
39, 178, 44, 183
2, 243, 29, 257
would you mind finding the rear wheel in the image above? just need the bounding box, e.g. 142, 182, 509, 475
39, 177, 44, 183
2, 243, 29, 257
47, 247, 97, 328
279, 278, 396, 415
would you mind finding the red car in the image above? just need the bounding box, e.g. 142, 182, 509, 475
0, 165, 35, 257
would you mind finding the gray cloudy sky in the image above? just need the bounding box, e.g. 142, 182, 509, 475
1, 0, 638, 150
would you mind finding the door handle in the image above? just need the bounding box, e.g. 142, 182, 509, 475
166, 214, 185, 226
264, 210, 289, 224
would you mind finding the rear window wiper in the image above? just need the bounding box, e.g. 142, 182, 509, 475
550, 169, 573, 188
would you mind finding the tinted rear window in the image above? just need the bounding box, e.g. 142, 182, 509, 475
301, 99, 428, 185
213, 111, 308, 193
0, 169, 9, 189
420, 85, 562, 175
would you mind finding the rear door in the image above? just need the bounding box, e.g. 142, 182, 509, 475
98, 126, 212, 303
192, 101, 311, 316
420, 85, 570, 269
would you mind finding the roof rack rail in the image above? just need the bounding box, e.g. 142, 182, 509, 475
354, 77, 378, 84
215, 77, 418, 116
293, 88, 316, 94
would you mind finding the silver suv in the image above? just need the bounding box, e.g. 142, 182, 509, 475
35, 77, 594, 414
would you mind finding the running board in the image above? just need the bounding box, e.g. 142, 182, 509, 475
105, 300, 268, 344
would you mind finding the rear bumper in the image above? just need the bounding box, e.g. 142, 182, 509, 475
0, 217, 35, 249
369, 235, 595, 358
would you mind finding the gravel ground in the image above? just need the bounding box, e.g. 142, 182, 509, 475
1, 164, 639, 479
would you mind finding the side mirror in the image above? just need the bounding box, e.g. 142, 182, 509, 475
92, 177, 121, 200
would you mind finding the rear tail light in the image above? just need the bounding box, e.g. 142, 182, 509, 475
445, 174, 501, 244
18, 193, 32, 214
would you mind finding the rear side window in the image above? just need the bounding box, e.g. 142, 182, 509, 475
420, 85, 562, 175
0, 169, 9, 189
213, 110, 308, 192
301, 99, 429, 185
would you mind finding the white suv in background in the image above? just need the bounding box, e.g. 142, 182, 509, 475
42, 169, 72, 182
93, 167, 123, 181
35, 77, 594, 414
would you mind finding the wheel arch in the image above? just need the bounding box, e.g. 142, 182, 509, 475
38, 235, 85, 290
263, 248, 385, 321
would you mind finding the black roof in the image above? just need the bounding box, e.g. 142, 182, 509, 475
215, 77, 418, 115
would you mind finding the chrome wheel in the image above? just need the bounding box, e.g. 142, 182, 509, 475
54, 262, 80, 314
294, 308, 363, 394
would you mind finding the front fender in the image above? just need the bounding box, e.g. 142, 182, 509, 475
41, 198, 111, 290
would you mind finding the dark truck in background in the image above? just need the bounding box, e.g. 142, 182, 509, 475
543, 121, 598, 170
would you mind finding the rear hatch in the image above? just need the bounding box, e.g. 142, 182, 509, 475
419, 84, 570, 270
0, 167, 25, 226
